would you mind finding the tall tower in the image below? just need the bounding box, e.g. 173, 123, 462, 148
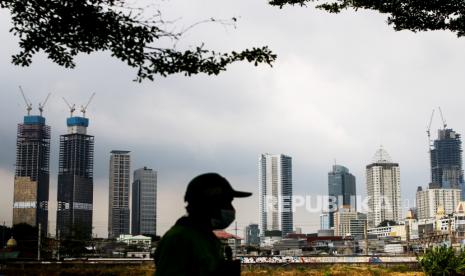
259, 154, 293, 237
108, 150, 131, 238
430, 128, 463, 190
327, 164, 356, 228
56, 116, 94, 239
13, 115, 50, 236
366, 147, 402, 228
131, 167, 157, 236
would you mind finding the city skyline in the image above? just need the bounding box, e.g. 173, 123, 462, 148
4, 106, 464, 238
3, 0, 465, 238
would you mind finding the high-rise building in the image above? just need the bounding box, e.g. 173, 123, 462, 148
328, 164, 356, 228
131, 167, 157, 236
319, 213, 330, 230
108, 150, 131, 238
259, 154, 293, 237
244, 224, 260, 246
56, 116, 94, 239
430, 129, 464, 191
366, 148, 402, 228
13, 115, 50, 236
334, 206, 366, 239
416, 186, 461, 219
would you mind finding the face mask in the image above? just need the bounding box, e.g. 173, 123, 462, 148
211, 209, 236, 229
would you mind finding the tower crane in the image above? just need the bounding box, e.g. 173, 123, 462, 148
19, 86, 32, 116
62, 97, 76, 117
80, 93, 95, 118
438, 106, 447, 129
426, 109, 435, 150
38, 93, 51, 116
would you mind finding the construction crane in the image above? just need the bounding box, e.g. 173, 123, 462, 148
19, 86, 33, 116
62, 97, 76, 117
80, 93, 95, 118
438, 106, 447, 129
38, 93, 51, 116
426, 109, 435, 150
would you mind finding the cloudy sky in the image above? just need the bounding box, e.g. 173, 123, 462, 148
1, 0, 465, 238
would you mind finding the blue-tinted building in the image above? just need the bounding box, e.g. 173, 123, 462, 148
131, 167, 157, 236
430, 129, 464, 193
244, 224, 260, 246
328, 165, 356, 228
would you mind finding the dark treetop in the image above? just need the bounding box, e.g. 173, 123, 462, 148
269, 0, 465, 37
0, 0, 276, 81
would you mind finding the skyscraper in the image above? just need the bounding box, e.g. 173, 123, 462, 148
108, 150, 131, 238
13, 115, 50, 236
56, 116, 94, 239
259, 153, 293, 237
327, 164, 356, 228
366, 148, 402, 228
131, 167, 157, 236
430, 128, 463, 190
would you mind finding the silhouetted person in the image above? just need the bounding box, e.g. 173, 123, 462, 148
154, 173, 252, 276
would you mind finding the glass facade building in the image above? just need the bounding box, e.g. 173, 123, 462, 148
327, 164, 356, 228
244, 224, 260, 246
13, 115, 50, 236
56, 116, 94, 239
430, 129, 464, 192
131, 167, 157, 236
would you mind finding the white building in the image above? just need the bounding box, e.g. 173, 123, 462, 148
416, 187, 461, 220
366, 148, 402, 228
259, 154, 293, 237
117, 234, 152, 247
334, 207, 356, 237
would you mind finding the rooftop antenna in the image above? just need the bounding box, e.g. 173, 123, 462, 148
62, 97, 76, 117
80, 92, 95, 118
38, 93, 51, 116
427, 109, 435, 150
19, 86, 33, 116
438, 106, 447, 129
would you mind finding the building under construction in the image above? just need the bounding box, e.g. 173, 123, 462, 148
430, 128, 463, 190
56, 115, 95, 239
13, 115, 50, 236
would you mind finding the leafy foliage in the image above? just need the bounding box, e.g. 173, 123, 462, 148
418, 246, 465, 275
377, 220, 398, 227
0, 0, 276, 81
269, 0, 465, 37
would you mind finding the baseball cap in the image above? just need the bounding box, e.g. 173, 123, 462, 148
184, 173, 252, 203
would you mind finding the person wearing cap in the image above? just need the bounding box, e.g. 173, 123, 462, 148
154, 173, 252, 276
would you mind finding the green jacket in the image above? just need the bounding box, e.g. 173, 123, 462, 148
154, 216, 240, 276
